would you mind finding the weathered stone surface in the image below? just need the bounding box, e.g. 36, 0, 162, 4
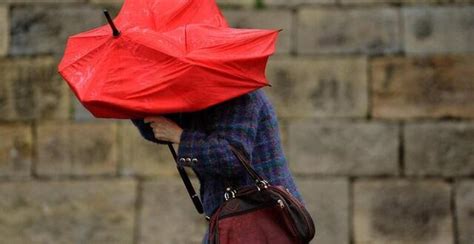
265, 0, 335, 6
140, 177, 207, 244
354, 180, 453, 244
288, 121, 399, 176
371, 56, 474, 119
296, 178, 349, 244
456, 181, 474, 244
297, 8, 400, 54
0, 57, 71, 121
217, 0, 256, 7
341, 0, 449, 3
0, 0, 83, 2
405, 122, 474, 176
222, 10, 292, 54
10, 5, 104, 55
403, 7, 474, 54
0, 124, 32, 177
36, 121, 118, 176
119, 121, 178, 176
0, 6, 7, 57
73, 96, 94, 121
263, 57, 368, 118
0, 180, 136, 244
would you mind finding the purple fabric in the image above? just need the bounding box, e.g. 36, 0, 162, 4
131, 89, 304, 217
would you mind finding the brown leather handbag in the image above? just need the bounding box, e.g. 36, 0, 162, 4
206, 145, 316, 244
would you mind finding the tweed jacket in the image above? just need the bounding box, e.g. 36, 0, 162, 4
131, 89, 304, 217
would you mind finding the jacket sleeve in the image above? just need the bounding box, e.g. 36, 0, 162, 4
177, 93, 262, 179
130, 118, 172, 145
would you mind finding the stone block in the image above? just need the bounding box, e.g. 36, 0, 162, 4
118, 121, 178, 176
263, 57, 368, 118
36, 121, 118, 176
341, 0, 449, 3
222, 9, 292, 54
10, 5, 104, 55
371, 56, 474, 119
73, 95, 94, 121
0, 0, 83, 2
0, 123, 32, 177
297, 8, 401, 54
354, 180, 453, 244
403, 6, 474, 54
264, 0, 335, 6
456, 181, 474, 244
0, 180, 136, 244
0, 6, 7, 57
139, 177, 207, 244
288, 121, 399, 176
405, 122, 474, 176
296, 178, 349, 244
217, 0, 256, 7
0, 57, 71, 121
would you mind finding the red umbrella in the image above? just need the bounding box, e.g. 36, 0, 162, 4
57, 0, 279, 215
58, 1, 278, 119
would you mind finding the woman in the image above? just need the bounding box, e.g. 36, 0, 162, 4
132, 89, 305, 243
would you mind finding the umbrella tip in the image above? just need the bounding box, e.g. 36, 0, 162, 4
103, 9, 120, 37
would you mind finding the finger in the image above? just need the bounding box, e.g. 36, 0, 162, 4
144, 116, 161, 123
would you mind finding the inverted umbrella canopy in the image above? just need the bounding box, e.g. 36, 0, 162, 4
59, 25, 277, 118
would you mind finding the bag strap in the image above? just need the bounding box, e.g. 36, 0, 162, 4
167, 143, 204, 214
228, 144, 265, 183
166, 143, 266, 215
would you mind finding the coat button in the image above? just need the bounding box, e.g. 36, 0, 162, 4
179, 158, 186, 163
185, 158, 192, 163
192, 158, 198, 163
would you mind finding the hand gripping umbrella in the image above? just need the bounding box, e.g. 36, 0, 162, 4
58, 0, 279, 215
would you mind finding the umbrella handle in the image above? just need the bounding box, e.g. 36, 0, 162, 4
167, 143, 204, 214
103, 9, 120, 37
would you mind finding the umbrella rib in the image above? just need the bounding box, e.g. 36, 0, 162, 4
59, 37, 112, 73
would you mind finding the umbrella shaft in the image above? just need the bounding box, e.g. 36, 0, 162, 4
103, 9, 120, 37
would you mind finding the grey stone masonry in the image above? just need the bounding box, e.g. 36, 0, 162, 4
264, 57, 368, 118
36, 121, 118, 176
264, 0, 335, 6
297, 8, 401, 54
0, 57, 71, 121
456, 181, 474, 244
10, 5, 104, 56
118, 121, 178, 177
0, 180, 136, 244
403, 6, 474, 54
0, 123, 32, 177
341, 0, 450, 3
405, 122, 474, 176
371, 55, 474, 119
296, 177, 349, 244
0, 5, 7, 57
139, 177, 207, 244
354, 180, 453, 244
288, 120, 399, 176
222, 9, 292, 54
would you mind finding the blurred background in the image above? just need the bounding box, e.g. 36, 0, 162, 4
0, 0, 473, 243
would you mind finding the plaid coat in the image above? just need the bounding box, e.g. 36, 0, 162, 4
132, 89, 304, 217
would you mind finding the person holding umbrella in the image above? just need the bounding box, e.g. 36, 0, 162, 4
58, 0, 314, 242
132, 88, 305, 243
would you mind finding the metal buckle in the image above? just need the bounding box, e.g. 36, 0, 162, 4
256, 180, 269, 191
224, 187, 237, 201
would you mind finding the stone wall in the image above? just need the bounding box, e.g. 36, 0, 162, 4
0, 0, 473, 243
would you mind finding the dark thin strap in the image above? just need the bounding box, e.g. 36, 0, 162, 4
228, 144, 265, 183
167, 143, 203, 214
